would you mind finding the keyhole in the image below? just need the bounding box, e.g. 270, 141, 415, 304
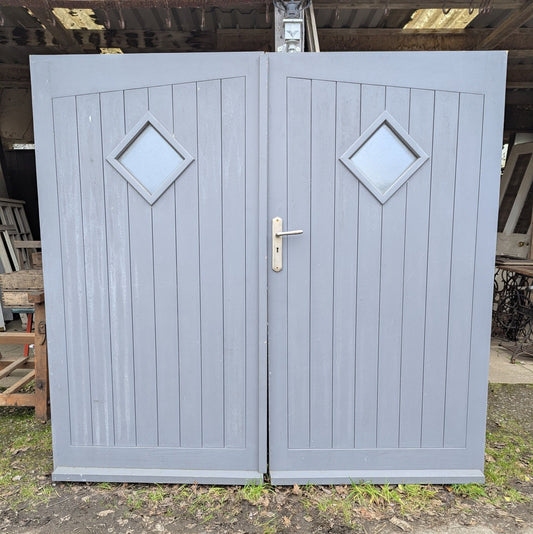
276, 246, 279, 253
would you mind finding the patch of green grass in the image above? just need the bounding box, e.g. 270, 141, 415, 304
0, 407, 53, 508
317, 495, 354, 525
126, 493, 144, 510
485, 424, 532, 487
451, 484, 487, 499
239, 482, 272, 505
172, 486, 230, 524
348, 483, 439, 516
97, 482, 113, 490
147, 484, 168, 503
349, 482, 383, 506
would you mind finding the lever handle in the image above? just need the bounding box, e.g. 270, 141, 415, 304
272, 217, 303, 272
276, 230, 303, 237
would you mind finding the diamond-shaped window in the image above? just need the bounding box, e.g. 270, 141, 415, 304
340, 111, 428, 203
107, 112, 193, 205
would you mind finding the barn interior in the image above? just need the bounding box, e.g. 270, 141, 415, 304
0, 1, 532, 358
0, 0, 532, 245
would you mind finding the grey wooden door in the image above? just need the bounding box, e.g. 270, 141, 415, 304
31, 53, 267, 484
268, 52, 506, 484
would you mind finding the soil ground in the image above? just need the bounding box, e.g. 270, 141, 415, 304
0, 382, 532, 533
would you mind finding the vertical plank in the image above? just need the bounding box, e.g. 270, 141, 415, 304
287, 78, 311, 449
399, 89, 434, 447
421, 91, 459, 448
124, 88, 158, 447
53, 96, 92, 446
149, 85, 180, 447
222, 77, 246, 448
309, 80, 336, 449
77, 93, 114, 446
33, 297, 49, 422
253, 55, 266, 470
332, 82, 360, 449
376, 87, 409, 448
173, 82, 202, 448
100, 91, 136, 446
197, 80, 224, 448
355, 84, 385, 449
444, 94, 483, 448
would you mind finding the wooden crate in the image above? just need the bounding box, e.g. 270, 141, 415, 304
0, 270, 44, 308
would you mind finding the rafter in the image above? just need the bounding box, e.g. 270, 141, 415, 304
480, 0, 533, 49
0, 0, 526, 10
28, 6, 84, 52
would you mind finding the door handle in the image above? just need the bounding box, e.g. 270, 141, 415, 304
276, 230, 304, 237
272, 217, 303, 272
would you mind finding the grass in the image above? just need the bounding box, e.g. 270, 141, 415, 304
483, 418, 533, 505
239, 481, 273, 504
0, 407, 53, 509
0, 384, 532, 529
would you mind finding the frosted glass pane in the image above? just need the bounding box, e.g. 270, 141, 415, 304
350, 124, 417, 193
119, 124, 184, 194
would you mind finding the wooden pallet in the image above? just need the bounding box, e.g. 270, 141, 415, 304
0, 198, 35, 271
0, 292, 49, 421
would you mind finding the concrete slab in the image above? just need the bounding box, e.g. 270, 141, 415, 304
490, 339, 533, 384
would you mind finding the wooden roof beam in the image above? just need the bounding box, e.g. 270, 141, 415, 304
27, 5, 84, 52
480, 0, 533, 49
0, 0, 526, 9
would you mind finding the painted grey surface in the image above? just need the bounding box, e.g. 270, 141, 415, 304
31, 51, 505, 485
267, 52, 507, 484
31, 53, 266, 484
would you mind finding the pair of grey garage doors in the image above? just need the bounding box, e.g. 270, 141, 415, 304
31, 51, 506, 484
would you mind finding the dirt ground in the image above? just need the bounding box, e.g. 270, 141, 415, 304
0, 384, 532, 534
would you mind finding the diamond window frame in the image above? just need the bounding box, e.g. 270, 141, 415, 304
339, 111, 429, 204
106, 111, 194, 205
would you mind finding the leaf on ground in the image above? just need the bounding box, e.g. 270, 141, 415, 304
303, 515, 313, 522
282, 515, 291, 527
292, 484, 301, 495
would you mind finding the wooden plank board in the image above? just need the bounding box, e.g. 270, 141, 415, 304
3, 369, 35, 394
444, 93, 484, 448
124, 87, 158, 447
54, 95, 93, 446
309, 79, 336, 449
33, 299, 49, 422
100, 90, 136, 447
0, 270, 43, 289
197, 79, 224, 448
1, 292, 34, 307
149, 84, 180, 447
287, 77, 311, 449
0, 393, 35, 407
354, 84, 385, 449
0, 356, 30, 379
422, 90, 460, 448
173, 82, 202, 448
13, 240, 41, 249
0, 332, 34, 344
376, 86, 410, 448
332, 81, 359, 449
399, 88, 434, 448
221, 77, 247, 448
77, 92, 114, 445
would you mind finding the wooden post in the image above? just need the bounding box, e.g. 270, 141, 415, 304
28, 291, 49, 422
